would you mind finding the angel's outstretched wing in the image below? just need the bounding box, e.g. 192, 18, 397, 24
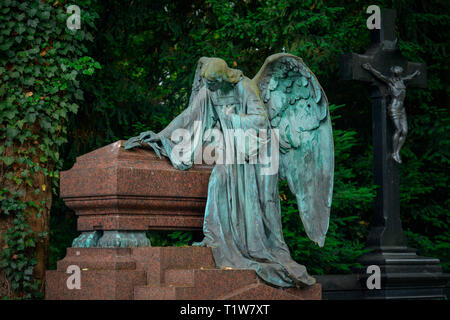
254, 53, 334, 247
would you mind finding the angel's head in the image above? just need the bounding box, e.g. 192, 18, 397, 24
390, 65, 403, 77
200, 58, 242, 92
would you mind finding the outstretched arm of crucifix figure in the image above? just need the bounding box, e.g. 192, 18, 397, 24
362, 63, 389, 83
402, 69, 421, 81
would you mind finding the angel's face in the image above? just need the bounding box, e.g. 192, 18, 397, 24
204, 77, 223, 92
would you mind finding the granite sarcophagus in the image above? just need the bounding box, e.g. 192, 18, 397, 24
60, 140, 212, 233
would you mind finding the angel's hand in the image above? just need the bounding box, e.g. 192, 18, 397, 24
139, 130, 160, 143
147, 134, 161, 142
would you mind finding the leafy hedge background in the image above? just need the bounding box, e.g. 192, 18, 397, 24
0, 0, 448, 298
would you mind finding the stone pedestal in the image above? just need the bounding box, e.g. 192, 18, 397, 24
60, 140, 213, 247
357, 247, 449, 299
46, 247, 321, 300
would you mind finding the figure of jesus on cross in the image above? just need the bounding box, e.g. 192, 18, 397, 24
362, 63, 421, 163
339, 8, 427, 251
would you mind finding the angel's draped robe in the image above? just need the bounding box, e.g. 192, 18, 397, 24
154, 77, 315, 287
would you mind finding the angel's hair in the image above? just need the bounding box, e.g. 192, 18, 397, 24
200, 58, 243, 84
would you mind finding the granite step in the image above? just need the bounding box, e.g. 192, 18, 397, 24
134, 268, 322, 300
164, 268, 258, 287
131, 248, 322, 300
130, 247, 216, 284
134, 284, 192, 300
135, 268, 259, 300
132, 247, 216, 271
217, 283, 306, 300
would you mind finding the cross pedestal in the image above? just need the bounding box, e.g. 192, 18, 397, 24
340, 9, 448, 299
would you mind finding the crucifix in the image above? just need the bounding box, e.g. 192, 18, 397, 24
340, 9, 446, 299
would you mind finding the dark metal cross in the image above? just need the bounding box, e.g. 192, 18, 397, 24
339, 9, 448, 299
340, 9, 426, 251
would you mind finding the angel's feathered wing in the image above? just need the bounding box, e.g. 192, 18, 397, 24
253, 53, 334, 247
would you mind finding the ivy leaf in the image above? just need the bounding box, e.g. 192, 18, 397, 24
33, 65, 41, 77
24, 267, 34, 275
67, 103, 79, 113
23, 77, 35, 86
27, 19, 39, 28
6, 127, 19, 140
39, 118, 51, 131
18, 134, 28, 145
74, 89, 84, 100
83, 67, 95, 75
28, 8, 37, 17
16, 23, 26, 35
1, 156, 15, 166
16, 119, 26, 130
4, 110, 17, 120
10, 71, 20, 78
29, 47, 39, 55
16, 13, 26, 21
38, 11, 50, 20
25, 112, 37, 124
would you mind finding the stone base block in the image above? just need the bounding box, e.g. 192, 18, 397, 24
46, 248, 146, 300
357, 247, 449, 299
46, 247, 321, 300
46, 269, 146, 300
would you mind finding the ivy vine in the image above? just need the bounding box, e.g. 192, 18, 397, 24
0, 189, 44, 298
0, 0, 99, 298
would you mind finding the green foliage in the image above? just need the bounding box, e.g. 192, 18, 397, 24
0, 0, 99, 297
46, 0, 448, 275
147, 231, 194, 247
0, 0, 99, 151
48, 198, 78, 270
0, 189, 43, 299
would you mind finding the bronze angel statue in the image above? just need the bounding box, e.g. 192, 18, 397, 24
125, 53, 334, 287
